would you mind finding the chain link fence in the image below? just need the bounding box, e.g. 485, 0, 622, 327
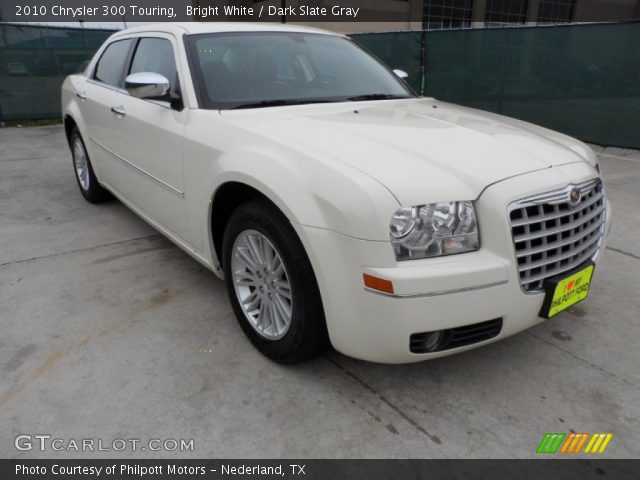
1, 22, 638, 148
354, 21, 640, 149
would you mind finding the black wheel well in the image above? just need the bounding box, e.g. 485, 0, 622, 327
211, 182, 277, 267
63, 115, 77, 146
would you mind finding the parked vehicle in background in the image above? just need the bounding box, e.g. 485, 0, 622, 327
7, 62, 28, 75
61, 23, 611, 364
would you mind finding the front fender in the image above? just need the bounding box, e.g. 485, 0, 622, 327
182, 112, 399, 266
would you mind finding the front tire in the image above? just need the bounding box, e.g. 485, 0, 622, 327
70, 128, 110, 203
222, 200, 328, 363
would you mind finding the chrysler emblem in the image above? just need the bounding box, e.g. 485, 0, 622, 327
569, 187, 581, 205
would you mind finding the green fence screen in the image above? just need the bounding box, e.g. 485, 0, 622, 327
353, 22, 640, 149
0, 24, 114, 121
353, 30, 424, 93
1, 23, 638, 148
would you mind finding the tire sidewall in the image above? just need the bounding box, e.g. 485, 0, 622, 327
70, 129, 110, 203
71, 130, 92, 196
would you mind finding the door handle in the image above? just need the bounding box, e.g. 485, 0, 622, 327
110, 105, 126, 116
76, 91, 87, 101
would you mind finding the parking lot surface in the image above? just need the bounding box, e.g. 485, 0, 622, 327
1, 126, 639, 458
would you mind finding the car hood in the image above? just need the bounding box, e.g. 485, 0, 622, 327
221, 98, 595, 206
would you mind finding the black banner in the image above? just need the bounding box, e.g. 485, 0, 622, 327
2, 460, 640, 480
2, 0, 414, 23
1, 0, 639, 23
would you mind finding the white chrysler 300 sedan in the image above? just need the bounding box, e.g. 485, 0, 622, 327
62, 23, 611, 364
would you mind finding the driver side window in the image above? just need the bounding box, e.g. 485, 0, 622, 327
129, 38, 178, 89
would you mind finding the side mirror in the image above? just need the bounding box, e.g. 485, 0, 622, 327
393, 69, 409, 79
125, 72, 170, 99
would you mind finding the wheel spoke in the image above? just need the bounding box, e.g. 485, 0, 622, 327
274, 295, 291, 330
264, 300, 274, 334
275, 280, 292, 299
271, 302, 283, 333
247, 234, 264, 266
234, 268, 256, 286
269, 300, 282, 334
271, 255, 284, 275
253, 306, 261, 330
235, 247, 257, 272
263, 300, 274, 334
258, 234, 267, 264
262, 238, 274, 271
271, 256, 284, 278
243, 290, 261, 311
275, 294, 291, 316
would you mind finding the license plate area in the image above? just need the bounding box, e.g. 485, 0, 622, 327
539, 262, 595, 319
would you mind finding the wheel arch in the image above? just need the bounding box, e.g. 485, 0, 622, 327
203, 149, 399, 271
63, 114, 77, 146
61, 75, 90, 148
210, 181, 280, 271
206, 176, 337, 331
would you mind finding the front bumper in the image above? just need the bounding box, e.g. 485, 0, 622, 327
295, 162, 611, 364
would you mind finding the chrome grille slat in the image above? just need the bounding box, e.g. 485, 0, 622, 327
515, 178, 600, 205
513, 204, 605, 243
520, 242, 601, 285
510, 193, 602, 227
518, 235, 601, 272
516, 219, 604, 258
508, 178, 606, 293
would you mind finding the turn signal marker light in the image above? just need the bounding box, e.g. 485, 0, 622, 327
363, 274, 394, 294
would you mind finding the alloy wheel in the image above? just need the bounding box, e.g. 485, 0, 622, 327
231, 229, 294, 340
73, 138, 90, 191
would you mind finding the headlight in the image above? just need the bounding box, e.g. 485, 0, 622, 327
390, 201, 479, 260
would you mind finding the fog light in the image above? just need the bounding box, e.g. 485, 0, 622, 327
422, 331, 444, 352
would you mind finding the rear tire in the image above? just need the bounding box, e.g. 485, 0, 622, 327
222, 199, 328, 363
70, 128, 111, 203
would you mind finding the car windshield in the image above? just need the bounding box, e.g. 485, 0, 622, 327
187, 32, 415, 109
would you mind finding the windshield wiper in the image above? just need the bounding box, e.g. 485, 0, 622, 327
347, 93, 410, 101
230, 94, 410, 109
230, 99, 338, 110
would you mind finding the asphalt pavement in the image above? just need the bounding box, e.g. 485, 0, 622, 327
1, 126, 639, 458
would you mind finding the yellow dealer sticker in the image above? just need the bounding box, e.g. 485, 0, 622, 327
541, 264, 595, 318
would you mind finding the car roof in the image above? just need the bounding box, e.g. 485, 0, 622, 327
112, 22, 341, 38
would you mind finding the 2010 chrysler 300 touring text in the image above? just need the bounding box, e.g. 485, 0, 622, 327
62, 23, 611, 364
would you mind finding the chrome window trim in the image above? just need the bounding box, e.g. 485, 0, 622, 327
86, 78, 129, 95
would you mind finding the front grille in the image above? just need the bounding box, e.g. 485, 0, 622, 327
509, 178, 606, 293
409, 318, 502, 353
